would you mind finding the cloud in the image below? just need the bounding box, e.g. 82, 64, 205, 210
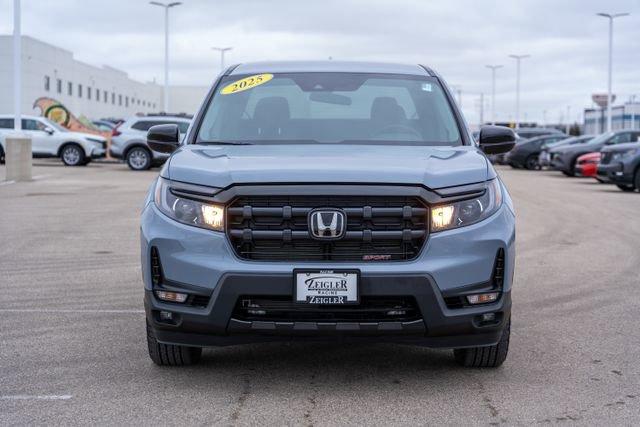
0, 0, 637, 124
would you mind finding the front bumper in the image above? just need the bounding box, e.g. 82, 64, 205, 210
141, 192, 516, 349
550, 154, 569, 172
145, 276, 511, 348
90, 147, 106, 159
575, 163, 597, 177
597, 162, 629, 183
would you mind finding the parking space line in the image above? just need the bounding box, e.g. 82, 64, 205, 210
0, 395, 73, 400
0, 309, 144, 314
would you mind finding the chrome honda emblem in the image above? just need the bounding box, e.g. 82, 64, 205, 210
308, 208, 346, 240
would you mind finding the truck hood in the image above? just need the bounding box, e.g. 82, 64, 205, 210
165, 144, 489, 190
600, 142, 640, 153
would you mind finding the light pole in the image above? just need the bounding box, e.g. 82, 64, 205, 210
508, 54, 530, 129
630, 94, 636, 130
212, 47, 233, 72
150, 1, 182, 113
566, 105, 571, 134
13, 0, 21, 132
486, 64, 503, 125
597, 12, 629, 132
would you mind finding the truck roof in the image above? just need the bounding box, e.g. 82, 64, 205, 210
230, 61, 432, 76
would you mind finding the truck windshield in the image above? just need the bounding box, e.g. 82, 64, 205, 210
196, 72, 462, 146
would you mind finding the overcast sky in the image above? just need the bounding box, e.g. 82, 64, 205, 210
0, 0, 637, 125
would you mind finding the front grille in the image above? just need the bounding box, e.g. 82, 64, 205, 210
232, 296, 422, 322
226, 196, 428, 261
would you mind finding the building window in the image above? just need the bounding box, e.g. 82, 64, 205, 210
78, 84, 83, 98
67, 81, 73, 96
105, 91, 108, 103
87, 87, 92, 100
125, 96, 129, 107
96, 89, 100, 101
111, 92, 115, 105
56, 78, 62, 94
118, 94, 122, 106
44, 76, 50, 91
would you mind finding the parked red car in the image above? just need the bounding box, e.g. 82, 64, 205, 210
575, 152, 601, 180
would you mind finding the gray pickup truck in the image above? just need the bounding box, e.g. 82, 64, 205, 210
140, 61, 516, 368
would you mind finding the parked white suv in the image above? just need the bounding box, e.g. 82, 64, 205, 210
0, 115, 107, 166
110, 115, 191, 170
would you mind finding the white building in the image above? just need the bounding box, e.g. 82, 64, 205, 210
0, 35, 209, 119
584, 103, 640, 134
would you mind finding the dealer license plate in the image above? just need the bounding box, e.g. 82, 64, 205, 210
294, 270, 359, 305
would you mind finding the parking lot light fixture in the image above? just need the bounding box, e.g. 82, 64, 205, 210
597, 12, 630, 132
508, 54, 530, 129
149, 1, 182, 113
486, 65, 503, 125
211, 47, 233, 72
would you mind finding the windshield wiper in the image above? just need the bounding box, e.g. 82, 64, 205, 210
198, 140, 253, 146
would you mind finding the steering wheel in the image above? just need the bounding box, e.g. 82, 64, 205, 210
374, 124, 422, 139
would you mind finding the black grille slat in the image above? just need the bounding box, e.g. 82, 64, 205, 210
233, 296, 422, 322
226, 195, 428, 261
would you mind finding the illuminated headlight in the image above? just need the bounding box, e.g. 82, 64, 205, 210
431, 179, 502, 232
154, 178, 224, 231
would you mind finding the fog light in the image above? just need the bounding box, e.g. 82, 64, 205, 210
467, 292, 499, 305
159, 310, 173, 321
155, 290, 188, 303
481, 313, 496, 322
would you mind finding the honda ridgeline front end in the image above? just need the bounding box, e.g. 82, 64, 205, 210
140, 61, 516, 367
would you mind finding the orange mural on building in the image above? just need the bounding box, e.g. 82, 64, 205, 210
33, 97, 113, 157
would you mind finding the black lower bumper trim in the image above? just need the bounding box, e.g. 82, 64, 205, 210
145, 272, 511, 349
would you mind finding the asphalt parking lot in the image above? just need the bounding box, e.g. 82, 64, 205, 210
1, 161, 639, 425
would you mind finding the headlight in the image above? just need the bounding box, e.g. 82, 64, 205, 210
431, 179, 502, 232
85, 137, 105, 145
154, 178, 224, 231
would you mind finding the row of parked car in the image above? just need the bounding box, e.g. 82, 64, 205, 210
0, 113, 191, 170
489, 127, 640, 192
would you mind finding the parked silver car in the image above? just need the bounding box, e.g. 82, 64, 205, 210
0, 114, 106, 166
109, 115, 191, 170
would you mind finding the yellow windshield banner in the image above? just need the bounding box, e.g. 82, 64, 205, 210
221, 74, 273, 95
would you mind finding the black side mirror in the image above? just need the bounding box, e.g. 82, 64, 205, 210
147, 124, 180, 153
479, 125, 516, 155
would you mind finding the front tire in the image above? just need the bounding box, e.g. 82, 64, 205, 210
524, 154, 539, 170
453, 320, 510, 368
146, 320, 202, 366
60, 144, 85, 166
126, 146, 152, 171
616, 184, 636, 192
0, 146, 5, 164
